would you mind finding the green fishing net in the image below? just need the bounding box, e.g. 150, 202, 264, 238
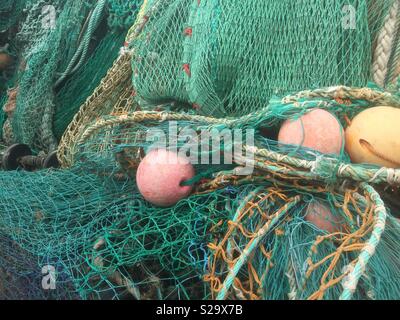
0, 0, 26, 33
10, 1, 102, 151
1, 0, 399, 301
107, 0, 144, 31
53, 31, 126, 140
2, 0, 142, 151
1, 109, 400, 300
53, 0, 144, 140
130, 0, 395, 117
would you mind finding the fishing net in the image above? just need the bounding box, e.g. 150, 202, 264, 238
9, 1, 104, 151
52, 0, 145, 140
58, 0, 400, 167
1, 108, 400, 300
1, 0, 400, 301
129, 0, 397, 117
63, 84, 400, 186
0, 234, 79, 300
58, 1, 151, 167
0, 0, 26, 33
53, 31, 127, 140
1, 0, 143, 152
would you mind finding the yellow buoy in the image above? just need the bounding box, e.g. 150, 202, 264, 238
345, 106, 400, 168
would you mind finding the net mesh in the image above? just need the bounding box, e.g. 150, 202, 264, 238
0, 235, 79, 300
1, 0, 400, 301
1, 114, 400, 300
1, 0, 143, 152
130, 0, 396, 117
11, 1, 101, 151
0, 0, 26, 33
53, 31, 126, 140
107, 0, 144, 31
57, 0, 152, 167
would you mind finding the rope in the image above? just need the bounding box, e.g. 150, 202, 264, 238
54, 0, 107, 88
74, 107, 400, 186
386, 1, 400, 85
372, 0, 399, 87
340, 183, 387, 300
216, 196, 301, 300
286, 262, 298, 300
280, 86, 400, 108
41, 100, 58, 152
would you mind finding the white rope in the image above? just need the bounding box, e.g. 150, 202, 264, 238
372, 0, 399, 87
286, 263, 298, 300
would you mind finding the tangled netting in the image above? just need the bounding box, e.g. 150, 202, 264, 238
0, 0, 26, 32
107, 0, 144, 30
1, 0, 400, 301
9, 1, 96, 151
59, 0, 400, 167
57, 1, 150, 167
64, 85, 400, 176
0, 0, 143, 151
129, 0, 396, 117
2, 98, 400, 300
53, 31, 126, 140
0, 235, 79, 300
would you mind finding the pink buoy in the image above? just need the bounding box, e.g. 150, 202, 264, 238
136, 149, 195, 207
305, 201, 343, 234
278, 109, 344, 155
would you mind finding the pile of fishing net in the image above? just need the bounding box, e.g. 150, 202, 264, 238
0, 0, 143, 150
0, 235, 78, 300
1, 100, 400, 300
0, 0, 400, 300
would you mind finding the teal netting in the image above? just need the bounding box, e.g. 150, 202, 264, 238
0, 162, 399, 299
107, 0, 144, 31
53, 31, 126, 140
130, 0, 395, 117
1, 112, 399, 300
7, 0, 142, 151
12, 1, 101, 151
0, 0, 26, 32
1, 0, 399, 301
